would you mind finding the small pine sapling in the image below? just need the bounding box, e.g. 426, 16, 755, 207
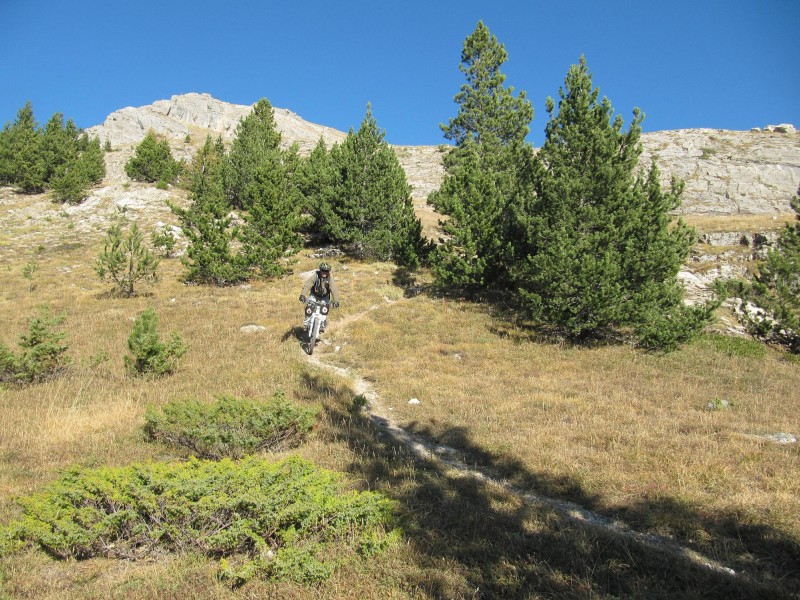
95, 223, 159, 296
124, 307, 187, 377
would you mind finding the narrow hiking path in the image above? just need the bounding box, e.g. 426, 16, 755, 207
302, 298, 749, 583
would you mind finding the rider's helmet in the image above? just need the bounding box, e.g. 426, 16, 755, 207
319, 262, 331, 274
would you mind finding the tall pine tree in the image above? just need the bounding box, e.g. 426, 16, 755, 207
8, 102, 46, 193
226, 98, 282, 210
515, 57, 715, 348
296, 137, 336, 235
320, 105, 425, 268
429, 21, 534, 292
238, 143, 305, 278
171, 136, 248, 285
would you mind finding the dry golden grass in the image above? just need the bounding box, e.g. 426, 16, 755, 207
681, 212, 796, 233
1, 190, 798, 598
321, 292, 800, 560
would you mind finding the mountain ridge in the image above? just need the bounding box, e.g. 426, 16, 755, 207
87, 92, 800, 216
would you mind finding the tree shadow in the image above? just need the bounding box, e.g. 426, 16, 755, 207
310, 380, 798, 598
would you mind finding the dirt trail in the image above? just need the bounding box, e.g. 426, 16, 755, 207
303, 299, 746, 582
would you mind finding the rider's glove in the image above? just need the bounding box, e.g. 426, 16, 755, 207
299, 295, 306, 303
332, 302, 340, 309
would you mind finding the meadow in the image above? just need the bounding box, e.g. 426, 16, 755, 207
0, 189, 798, 599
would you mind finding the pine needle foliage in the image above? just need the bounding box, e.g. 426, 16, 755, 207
171, 136, 249, 285
226, 98, 282, 210
733, 189, 800, 352
124, 130, 183, 185
316, 104, 426, 268
515, 57, 716, 348
124, 307, 187, 377
238, 143, 305, 278
0, 306, 69, 384
51, 136, 106, 204
0, 102, 104, 201
430, 21, 534, 291
143, 391, 319, 459
94, 222, 160, 297
0, 456, 398, 586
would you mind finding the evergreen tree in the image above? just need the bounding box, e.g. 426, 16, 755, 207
51, 136, 106, 204
0, 122, 13, 185
440, 21, 533, 150
321, 105, 425, 267
124, 308, 187, 377
171, 136, 248, 285
429, 21, 534, 290
40, 113, 70, 183
94, 223, 160, 297
515, 57, 715, 348
125, 131, 182, 184
80, 136, 107, 184
734, 189, 800, 352
8, 102, 46, 193
239, 144, 304, 278
296, 137, 336, 233
227, 98, 282, 209
0, 307, 69, 384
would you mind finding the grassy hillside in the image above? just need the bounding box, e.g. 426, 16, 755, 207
1, 187, 798, 599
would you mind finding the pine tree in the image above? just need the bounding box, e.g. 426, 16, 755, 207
321, 105, 425, 267
40, 113, 70, 183
238, 144, 304, 278
735, 189, 800, 352
51, 136, 106, 204
124, 308, 187, 377
8, 102, 46, 193
429, 22, 534, 291
227, 98, 282, 210
296, 137, 336, 234
440, 21, 533, 150
171, 136, 248, 285
125, 131, 182, 184
94, 223, 160, 297
515, 57, 715, 348
0, 122, 13, 185
0, 307, 69, 384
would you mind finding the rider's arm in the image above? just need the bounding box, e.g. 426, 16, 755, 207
300, 275, 314, 298
329, 277, 340, 303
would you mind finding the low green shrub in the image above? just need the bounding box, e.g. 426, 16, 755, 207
0, 456, 398, 586
144, 392, 319, 458
0, 306, 69, 384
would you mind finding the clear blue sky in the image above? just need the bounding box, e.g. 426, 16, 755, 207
1, 0, 797, 147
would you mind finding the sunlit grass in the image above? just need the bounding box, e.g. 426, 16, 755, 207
1, 190, 798, 598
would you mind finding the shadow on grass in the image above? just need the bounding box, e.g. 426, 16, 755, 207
303, 372, 798, 599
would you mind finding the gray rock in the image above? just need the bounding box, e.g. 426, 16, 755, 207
240, 324, 266, 334
87, 92, 346, 153
762, 433, 797, 444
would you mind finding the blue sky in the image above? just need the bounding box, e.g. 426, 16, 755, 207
1, 0, 797, 147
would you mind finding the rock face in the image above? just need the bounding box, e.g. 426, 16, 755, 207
87, 92, 347, 153
86, 93, 799, 216
640, 128, 800, 215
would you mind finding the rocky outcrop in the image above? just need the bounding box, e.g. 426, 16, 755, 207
87, 92, 347, 153
641, 128, 800, 215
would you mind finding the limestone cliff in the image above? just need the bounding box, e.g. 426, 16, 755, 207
87, 93, 799, 216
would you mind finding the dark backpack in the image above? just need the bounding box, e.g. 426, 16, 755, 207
312, 273, 330, 297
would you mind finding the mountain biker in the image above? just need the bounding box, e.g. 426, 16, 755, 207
299, 262, 340, 332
